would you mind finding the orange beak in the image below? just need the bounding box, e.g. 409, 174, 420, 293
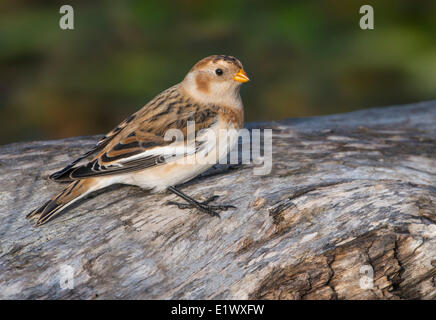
233, 69, 250, 83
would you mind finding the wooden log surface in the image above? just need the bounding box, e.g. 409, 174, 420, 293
0, 101, 435, 299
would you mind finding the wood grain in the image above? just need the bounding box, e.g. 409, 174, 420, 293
0, 101, 435, 299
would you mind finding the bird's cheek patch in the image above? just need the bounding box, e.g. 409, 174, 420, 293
195, 74, 210, 93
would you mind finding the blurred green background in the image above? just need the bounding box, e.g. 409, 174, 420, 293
1, 0, 436, 144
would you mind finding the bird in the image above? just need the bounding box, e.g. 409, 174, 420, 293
27, 55, 250, 226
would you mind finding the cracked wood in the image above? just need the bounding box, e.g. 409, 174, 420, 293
0, 101, 435, 299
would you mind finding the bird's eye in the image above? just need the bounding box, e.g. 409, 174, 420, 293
215, 68, 223, 76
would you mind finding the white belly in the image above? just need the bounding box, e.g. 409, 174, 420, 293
116, 121, 240, 192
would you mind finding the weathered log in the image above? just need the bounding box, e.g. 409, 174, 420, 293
0, 101, 435, 299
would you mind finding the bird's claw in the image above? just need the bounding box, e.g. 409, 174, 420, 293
166, 195, 236, 218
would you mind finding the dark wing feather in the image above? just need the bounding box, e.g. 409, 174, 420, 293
49, 112, 138, 181
69, 154, 166, 178
67, 133, 171, 178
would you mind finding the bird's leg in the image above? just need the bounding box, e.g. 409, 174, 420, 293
166, 186, 236, 218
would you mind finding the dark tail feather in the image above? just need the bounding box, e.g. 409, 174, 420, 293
27, 180, 96, 226
49, 134, 113, 182
49, 164, 76, 182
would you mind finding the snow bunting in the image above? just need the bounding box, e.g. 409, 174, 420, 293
27, 55, 250, 226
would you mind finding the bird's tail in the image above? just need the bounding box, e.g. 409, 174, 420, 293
27, 179, 99, 226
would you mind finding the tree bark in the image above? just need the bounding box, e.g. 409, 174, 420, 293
0, 101, 435, 299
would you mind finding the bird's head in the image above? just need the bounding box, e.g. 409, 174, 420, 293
181, 55, 249, 107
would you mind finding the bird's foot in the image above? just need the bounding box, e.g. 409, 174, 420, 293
166, 195, 236, 218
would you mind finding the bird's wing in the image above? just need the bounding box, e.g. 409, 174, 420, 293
49, 113, 138, 181
50, 87, 219, 180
